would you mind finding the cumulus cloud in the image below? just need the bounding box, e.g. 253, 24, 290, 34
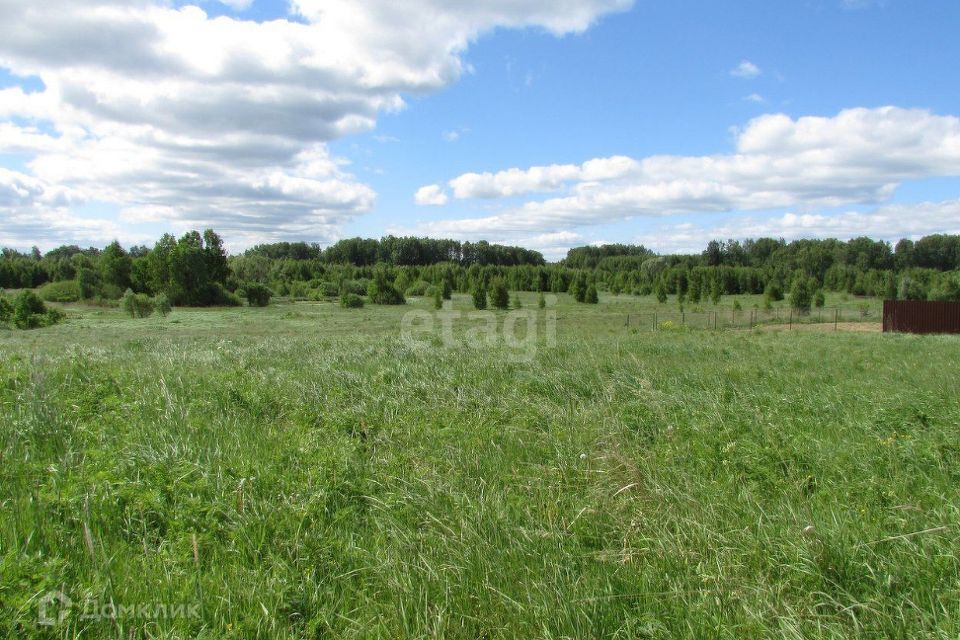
415, 107, 960, 236
414, 184, 449, 206
633, 199, 960, 254
0, 0, 632, 248
730, 60, 762, 79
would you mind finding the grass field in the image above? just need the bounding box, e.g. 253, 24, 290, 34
2, 294, 959, 638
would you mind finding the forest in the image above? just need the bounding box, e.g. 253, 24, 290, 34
2, 231, 959, 308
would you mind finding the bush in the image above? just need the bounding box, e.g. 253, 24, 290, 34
211, 283, 242, 306
155, 293, 172, 317
39, 280, 82, 303
404, 280, 432, 297
10, 291, 64, 329
342, 279, 369, 296
472, 285, 487, 310
340, 293, 365, 308
655, 281, 668, 304
512, 293, 522, 309
789, 278, 812, 313
814, 290, 826, 308
317, 281, 340, 298
245, 283, 272, 307
368, 269, 406, 305
121, 288, 155, 318
538, 292, 546, 309
433, 287, 443, 310
0, 295, 11, 325
764, 281, 784, 302
584, 284, 599, 304
490, 280, 510, 310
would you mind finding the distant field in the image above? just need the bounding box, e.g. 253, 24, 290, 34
2, 295, 959, 638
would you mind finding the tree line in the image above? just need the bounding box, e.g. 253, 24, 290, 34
2, 232, 959, 308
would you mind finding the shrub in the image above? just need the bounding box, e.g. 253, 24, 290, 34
928, 273, 960, 301
207, 283, 242, 306
764, 281, 784, 302
404, 280, 432, 297
733, 300, 742, 311
655, 281, 668, 304
39, 280, 82, 303
490, 280, 510, 310
537, 292, 546, 309
441, 279, 453, 300
245, 283, 272, 307
585, 284, 599, 304
433, 287, 443, 310
121, 288, 156, 318
472, 285, 487, 310
319, 281, 340, 297
12, 291, 64, 329
814, 290, 826, 308
790, 278, 812, 313
368, 269, 405, 305
340, 293, 365, 308
343, 279, 369, 296
512, 293, 522, 309
155, 293, 172, 317
0, 295, 12, 325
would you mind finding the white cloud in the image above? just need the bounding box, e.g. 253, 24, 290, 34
449, 155, 638, 199
442, 128, 470, 143
743, 93, 766, 104
730, 60, 762, 79
415, 107, 960, 237
414, 184, 449, 206
0, 0, 631, 248
215, 0, 254, 9
633, 199, 960, 254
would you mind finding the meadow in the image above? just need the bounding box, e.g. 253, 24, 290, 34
2, 293, 959, 638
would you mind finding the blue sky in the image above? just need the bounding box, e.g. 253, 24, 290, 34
1, 0, 959, 257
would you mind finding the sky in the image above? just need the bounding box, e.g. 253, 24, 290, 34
1, 0, 959, 259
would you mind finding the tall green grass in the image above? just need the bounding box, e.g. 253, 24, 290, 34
1, 299, 958, 638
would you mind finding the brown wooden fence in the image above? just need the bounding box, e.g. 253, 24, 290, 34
882, 300, 960, 334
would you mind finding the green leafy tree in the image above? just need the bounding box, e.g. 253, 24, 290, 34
433, 286, 443, 310
537, 292, 546, 309
441, 278, 453, 300
100, 240, 132, 290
